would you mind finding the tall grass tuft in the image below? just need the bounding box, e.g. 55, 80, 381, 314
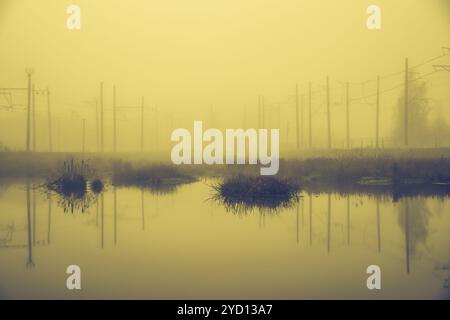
212, 175, 300, 213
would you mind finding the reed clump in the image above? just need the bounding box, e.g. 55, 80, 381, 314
212, 175, 300, 212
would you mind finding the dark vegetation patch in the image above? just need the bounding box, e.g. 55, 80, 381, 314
46, 159, 101, 213
90, 179, 104, 194
111, 161, 196, 193
212, 175, 300, 213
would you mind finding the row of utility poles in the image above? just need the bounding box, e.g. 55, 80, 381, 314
10, 75, 149, 153
290, 58, 411, 150
23, 69, 53, 152
98, 82, 150, 153
3, 54, 447, 153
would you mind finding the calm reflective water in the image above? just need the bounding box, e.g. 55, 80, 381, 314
0, 180, 449, 299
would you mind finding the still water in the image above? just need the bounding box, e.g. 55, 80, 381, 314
0, 179, 449, 299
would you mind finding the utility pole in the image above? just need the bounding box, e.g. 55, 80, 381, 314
346, 82, 350, 149
326, 76, 331, 149
100, 82, 104, 152
32, 84, 36, 152
140, 96, 144, 152
404, 58, 409, 147
26, 69, 33, 152
295, 84, 299, 149
46, 88, 52, 152
301, 94, 304, 148
155, 105, 159, 152
375, 75, 380, 149
308, 81, 312, 148
95, 99, 99, 152
113, 85, 117, 152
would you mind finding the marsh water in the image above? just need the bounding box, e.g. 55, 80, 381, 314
0, 179, 449, 299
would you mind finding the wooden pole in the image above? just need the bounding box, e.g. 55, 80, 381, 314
308, 81, 312, 148
301, 94, 304, 148
95, 99, 99, 152
100, 82, 104, 152
47, 88, 53, 152
404, 58, 409, 147
346, 82, 350, 149
32, 84, 36, 151
376, 75, 380, 149
326, 76, 331, 149
140, 96, 145, 152
26, 71, 32, 152
295, 84, 299, 149
113, 85, 117, 152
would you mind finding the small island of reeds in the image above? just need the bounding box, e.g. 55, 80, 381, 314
212, 175, 300, 213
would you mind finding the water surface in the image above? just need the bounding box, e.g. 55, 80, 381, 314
0, 180, 449, 299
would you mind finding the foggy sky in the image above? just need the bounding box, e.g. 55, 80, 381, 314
0, 0, 449, 152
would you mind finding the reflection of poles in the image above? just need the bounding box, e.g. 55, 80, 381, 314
96, 197, 99, 227
101, 193, 104, 249
114, 187, 117, 245
327, 194, 331, 253
347, 196, 350, 245
32, 188, 36, 246
141, 189, 145, 231
296, 202, 299, 243
376, 198, 381, 253
309, 193, 312, 246
26, 180, 34, 267
47, 194, 52, 244
405, 199, 410, 274
301, 198, 304, 231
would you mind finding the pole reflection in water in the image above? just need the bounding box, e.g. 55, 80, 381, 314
32, 188, 36, 247
327, 194, 331, 253
405, 198, 410, 274
376, 198, 381, 253
96, 197, 99, 227
347, 196, 350, 246
309, 193, 312, 247
301, 198, 304, 233
141, 189, 145, 231
26, 180, 34, 268
296, 202, 299, 244
114, 186, 117, 245
101, 193, 104, 249
0, 179, 447, 299
47, 193, 52, 245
